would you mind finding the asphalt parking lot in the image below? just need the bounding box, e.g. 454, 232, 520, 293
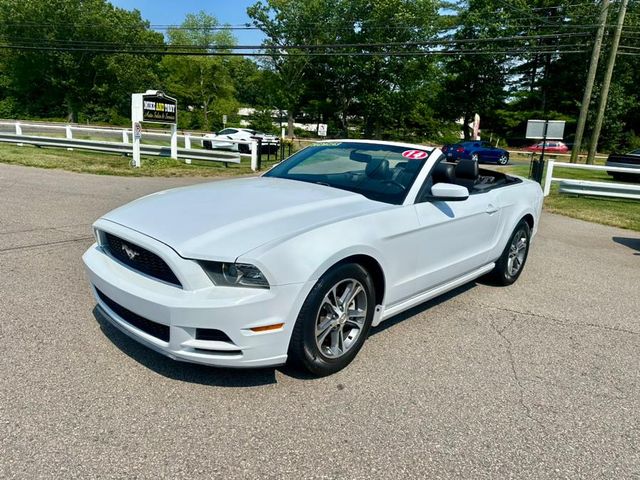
1, 163, 639, 479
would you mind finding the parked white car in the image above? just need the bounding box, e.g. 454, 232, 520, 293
202, 128, 279, 154
83, 140, 543, 376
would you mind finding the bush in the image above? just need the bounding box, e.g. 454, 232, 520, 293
0, 97, 21, 118
249, 107, 277, 134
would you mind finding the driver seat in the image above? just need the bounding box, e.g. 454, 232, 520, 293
454, 159, 479, 189
365, 157, 390, 180
431, 161, 456, 184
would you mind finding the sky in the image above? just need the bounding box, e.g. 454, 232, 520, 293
109, 0, 265, 44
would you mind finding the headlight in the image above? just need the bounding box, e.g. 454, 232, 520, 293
199, 261, 270, 289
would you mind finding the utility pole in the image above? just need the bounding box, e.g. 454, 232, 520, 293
587, 0, 629, 165
570, 0, 610, 163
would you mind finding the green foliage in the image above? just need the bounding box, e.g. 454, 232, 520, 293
161, 11, 239, 132
249, 108, 278, 133
0, 0, 163, 122
248, 0, 443, 138
484, 0, 640, 152
0, 0, 638, 153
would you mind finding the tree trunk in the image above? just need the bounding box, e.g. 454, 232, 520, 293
462, 112, 471, 140
341, 111, 349, 139
363, 115, 374, 138
66, 95, 78, 123
68, 108, 78, 124
541, 53, 552, 111
287, 111, 294, 139
529, 55, 538, 93
200, 65, 208, 130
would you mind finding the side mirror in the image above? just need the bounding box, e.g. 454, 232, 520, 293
429, 183, 469, 201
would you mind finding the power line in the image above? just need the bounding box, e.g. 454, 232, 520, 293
1, 11, 612, 32
0, 43, 588, 57
1, 32, 592, 51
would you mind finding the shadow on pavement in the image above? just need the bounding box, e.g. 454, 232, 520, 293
612, 236, 640, 255
370, 282, 476, 336
94, 307, 278, 387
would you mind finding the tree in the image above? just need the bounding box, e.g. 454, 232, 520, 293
436, 0, 512, 140
162, 11, 238, 131
0, 0, 163, 122
248, 0, 440, 138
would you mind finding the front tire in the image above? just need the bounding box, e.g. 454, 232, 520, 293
498, 154, 509, 165
488, 220, 531, 286
288, 263, 375, 376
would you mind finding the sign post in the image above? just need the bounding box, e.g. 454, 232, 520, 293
526, 120, 565, 184
131, 90, 178, 168
318, 124, 328, 137
170, 123, 178, 160
131, 94, 143, 168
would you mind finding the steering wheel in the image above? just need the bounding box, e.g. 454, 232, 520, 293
380, 179, 407, 191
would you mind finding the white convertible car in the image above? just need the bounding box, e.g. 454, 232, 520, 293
83, 140, 543, 376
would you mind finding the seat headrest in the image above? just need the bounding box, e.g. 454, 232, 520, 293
366, 157, 390, 179
455, 159, 479, 180
432, 162, 456, 184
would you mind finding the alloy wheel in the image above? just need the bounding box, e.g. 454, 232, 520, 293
507, 229, 528, 277
315, 278, 368, 359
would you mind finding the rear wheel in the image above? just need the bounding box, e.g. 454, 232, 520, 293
488, 220, 531, 286
288, 263, 375, 376
471, 153, 480, 163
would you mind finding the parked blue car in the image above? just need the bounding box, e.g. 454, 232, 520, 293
442, 141, 510, 165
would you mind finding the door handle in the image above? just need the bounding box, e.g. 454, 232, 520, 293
486, 204, 499, 214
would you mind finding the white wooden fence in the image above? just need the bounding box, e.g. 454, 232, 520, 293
0, 120, 267, 170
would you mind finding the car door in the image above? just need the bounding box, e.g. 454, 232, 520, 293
411, 177, 502, 293
480, 142, 499, 161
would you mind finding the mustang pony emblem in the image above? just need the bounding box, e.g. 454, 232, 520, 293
121, 243, 140, 261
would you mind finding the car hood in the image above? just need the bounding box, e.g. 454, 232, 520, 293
102, 177, 388, 260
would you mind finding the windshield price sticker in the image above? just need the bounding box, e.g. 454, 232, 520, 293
402, 150, 428, 160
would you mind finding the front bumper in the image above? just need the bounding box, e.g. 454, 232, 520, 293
82, 223, 311, 368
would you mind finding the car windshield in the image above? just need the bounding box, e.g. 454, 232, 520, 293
264, 142, 431, 205
630, 149, 640, 155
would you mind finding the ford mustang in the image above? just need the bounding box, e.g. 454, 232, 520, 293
83, 140, 543, 376
442, 141, 510, 165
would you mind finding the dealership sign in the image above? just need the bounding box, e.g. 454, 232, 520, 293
142, 93, 177, 124
131, 90, 178, 167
